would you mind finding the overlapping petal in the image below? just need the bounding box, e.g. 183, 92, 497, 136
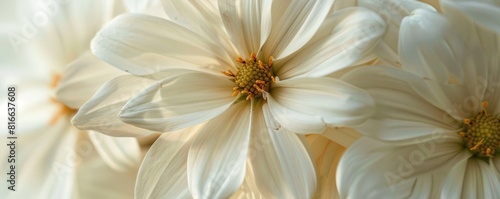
119, 69, 235, 132
87, 131, 142, 171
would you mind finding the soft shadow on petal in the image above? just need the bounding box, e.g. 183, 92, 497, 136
322, 127, 361, 148
246, 105, 316, 198
276, 7, 386, 78
72, 75, 156, 137
188, 101, 252, 199
458, 159, 500, 198
442, 0, 500, 33
337, 137, 471, 198
87, 131, 142, 171
55, 51, 125, 109
119, 69, 235, 132
269, 77, 375, 131
136, 125, 202, 199
91, 14, 233, 76
264, 0, 335, 59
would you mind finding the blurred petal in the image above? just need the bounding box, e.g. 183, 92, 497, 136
247, 106, 316, 198
136, 125, 201, 199
188, 102, 252, 199
442, 0, 500, 33
72, 75, 155, 137
88, 131, 142, 171
276, 7, 386, 78
119, 69, 235, 132
321, 127, 361, 148
55, 51, 125, 109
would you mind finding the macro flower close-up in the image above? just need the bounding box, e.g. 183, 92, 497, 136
338, 1, 500, 198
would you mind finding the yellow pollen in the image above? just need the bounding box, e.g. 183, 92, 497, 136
460, 101, 500, 158
49, 97, 77, 125
222, 53, 275, 100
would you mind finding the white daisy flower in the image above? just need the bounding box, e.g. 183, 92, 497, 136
73, 0, 387, 198
337, 7, 500, 198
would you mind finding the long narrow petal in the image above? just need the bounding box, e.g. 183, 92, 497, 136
247, 105, 316, 198
264, 0, 335, 59
337, 137, 470, 198
119, 69, 235, 132
443, 159, 500, 198
267, 77, 375, 133
188, 101, 252, 199
55, 51, 125, 109
91, 13, 233, 76
276, 7, 386, 78
87, 131, 142, 171
218, 0, 272, 55
321, 127, 361, 148
72, 75, 156, 137
135, 125, 201, 199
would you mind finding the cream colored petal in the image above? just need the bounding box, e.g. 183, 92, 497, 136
188, 101, 252, 199
321, 127, 361, 148
55, 51, 125, 109
72, 75, 156, 137
119, 69, 235, 132
136, 125, 201, 199
87, 131, 142, 171
91, 13, 233, 76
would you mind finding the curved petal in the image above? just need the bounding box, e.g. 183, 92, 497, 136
218, 0, 272, 55
87, 131, 142, 171
55, 51, 125, 109
359, 0, 436, 65
119, 69, 235, 132
337, 137, 471, 198
447, 159, 500, 198
246, 105, 316, 198
268, 77, 375, 132
72, 75, 156, 137
1, 122, 77, 199
263, 0, 335, 59
276, 7, 386, 78
442, 0, 500, 33
136, 125, 201, 199
188, 101, 252, 199
306, 135, 344, 199
400, 8, 482, 89
342, 66, 462, 128
91, 13, 233, 76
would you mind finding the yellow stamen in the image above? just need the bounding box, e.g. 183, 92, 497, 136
471, 139, 484, 151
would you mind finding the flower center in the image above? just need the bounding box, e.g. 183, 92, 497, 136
221, 53, 275, 100
460, 101, 500, 158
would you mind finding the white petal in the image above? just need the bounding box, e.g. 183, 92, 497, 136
321, 127, 361, 148
269, 77, 375, 131
400, 9, 473, 85
264, 0, 335, 59
1, 122, 78, 198
493, 156, 500, 174
55, 51, 125, 109
359, 0, 436, 65
91, 13, 233, 76
276, 7, 386, 78
451, 159, 500, 198
342, 66, 463, 127
337, 137, 471, 198
247, 105, 316, 198
119, 69, 235, 132
440, 157, 468, 198
188, 101, 252, 199
87, 131, 142, 171
136, 125, 201, 199
218, 0, 272, 55
442, 0, 500, 33
72, 75, 156, 137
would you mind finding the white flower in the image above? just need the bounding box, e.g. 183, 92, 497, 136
338, 7, 500, 198
0, 0, 160, 198
74, 0, 386, 198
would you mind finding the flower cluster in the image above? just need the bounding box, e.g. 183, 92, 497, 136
3, 0, 500, 198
